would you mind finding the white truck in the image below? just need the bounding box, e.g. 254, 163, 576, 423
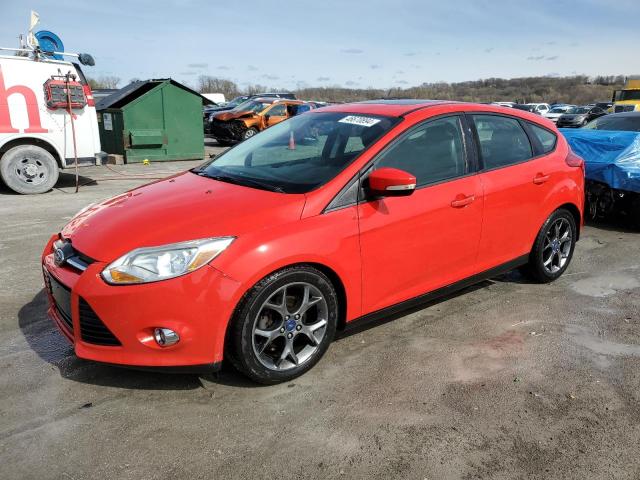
0, 54, 103, 194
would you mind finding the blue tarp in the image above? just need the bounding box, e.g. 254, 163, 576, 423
560, 128, 640, 193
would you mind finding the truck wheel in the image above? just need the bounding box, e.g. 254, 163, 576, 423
0, 145, 59, 194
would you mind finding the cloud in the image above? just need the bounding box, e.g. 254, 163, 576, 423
545, 41, 556, 46
247, 65, 258, 71
546, 55, 558, 61
370, 64, 382, 70
527, 55, 545, 61
411, 64, 422, 69
396, 80, 408, 84
341, 48, 363, 54
345, 80, 359, 86
404, 52, 418, 57
485, 48, 494, 53
217, 65, 230, 70
180, 71, 197, 76
317, 76, 331, 81
187, 63, 208, 68
396, 70, 405, 74
262, 74, 279, 80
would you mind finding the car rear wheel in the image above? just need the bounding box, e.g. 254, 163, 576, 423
226, 265, 338, 384
0, 145, 59, 194
525, 208, 577, 283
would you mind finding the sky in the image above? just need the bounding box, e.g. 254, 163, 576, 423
1, 0, 639, 91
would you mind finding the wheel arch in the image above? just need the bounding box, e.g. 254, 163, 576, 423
222, 261, 349, 361
557, 202, 582, 241
0, 137, 64, 168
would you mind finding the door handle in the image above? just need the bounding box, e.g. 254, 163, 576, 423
533, 173, 550, 184
451, 194, 475, 208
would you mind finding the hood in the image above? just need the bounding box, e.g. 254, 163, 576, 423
214, 110, 257, 121
61, 172, 306, 262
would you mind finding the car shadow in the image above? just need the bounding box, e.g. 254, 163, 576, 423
584, 217, 639, 234
18, 289, 258, 390
55, 172, 98, 189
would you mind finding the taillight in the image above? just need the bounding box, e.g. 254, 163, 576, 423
566, 151, 584, 170
83, 84, 95, 107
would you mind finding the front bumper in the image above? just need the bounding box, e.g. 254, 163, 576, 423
41, 235, 241, 370
208, 120, 246, 142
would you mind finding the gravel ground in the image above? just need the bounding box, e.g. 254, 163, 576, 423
1, 154, 639, 480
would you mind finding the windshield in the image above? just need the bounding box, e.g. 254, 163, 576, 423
196, 112, 399, 193
584, 115, 640, 132
232, 100, 272, 113
567, 107, 590, 114
226, 96, 248, 108
617, 90, 640, 101
549, 107, 567, 113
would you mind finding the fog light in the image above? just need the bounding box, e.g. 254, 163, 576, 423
154, 328, 179, 347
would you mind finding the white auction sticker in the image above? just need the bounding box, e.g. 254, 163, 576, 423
338, 115, 381, 127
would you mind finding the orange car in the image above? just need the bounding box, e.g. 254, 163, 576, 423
209, 98, 312, 144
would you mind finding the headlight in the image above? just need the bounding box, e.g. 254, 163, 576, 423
102, 237, 235, 285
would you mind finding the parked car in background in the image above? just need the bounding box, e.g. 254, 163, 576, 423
588, 101, 613, 112
557, 106, 607, 128
208, 98, 310, 144
526, 103, 551, 115
42, 100, 584, 383
583, 112, 640, 132
544, 105, 575, 123
512, 104, 537, 113
204, 93, 298, 132
492, 102, 516, 108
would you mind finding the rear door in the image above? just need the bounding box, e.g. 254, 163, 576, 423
471, 114, 558, 271
358, 114, 483, 314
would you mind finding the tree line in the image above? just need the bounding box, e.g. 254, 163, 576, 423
88, 74, 626, 105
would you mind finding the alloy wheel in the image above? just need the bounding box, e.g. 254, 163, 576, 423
542, 217, 572, 274
252, 282, 328, 371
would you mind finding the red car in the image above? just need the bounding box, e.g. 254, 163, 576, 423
42, 100, 584, 384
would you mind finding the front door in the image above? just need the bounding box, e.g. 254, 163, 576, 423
358, 115, 483, 315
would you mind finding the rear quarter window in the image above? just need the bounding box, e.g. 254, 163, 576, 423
529, 124, 557, 153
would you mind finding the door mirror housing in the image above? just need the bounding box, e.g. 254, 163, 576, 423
368, 168, 416, 197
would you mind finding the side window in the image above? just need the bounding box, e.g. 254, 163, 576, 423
472, 115, 533, 169
529, 124, 557, 153
375, 116, 466, 187
267, 104, 287, 116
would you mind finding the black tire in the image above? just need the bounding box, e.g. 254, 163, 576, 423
226, 265, 339, 384
524, 208, 577, 283
242, 128, 258, 140
0, 145, 59, 194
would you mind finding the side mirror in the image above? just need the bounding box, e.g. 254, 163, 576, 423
78, 53, 95, 66
264, 114, 270, 122
368, 167, 416, 197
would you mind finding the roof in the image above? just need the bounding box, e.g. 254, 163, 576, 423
311, 99, 451, 117
97, 78, 213, 110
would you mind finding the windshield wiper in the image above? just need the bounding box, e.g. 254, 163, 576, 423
195, 171, 285, 193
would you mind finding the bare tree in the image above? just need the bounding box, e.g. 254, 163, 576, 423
87, 76, 121, 89
196, 76, 239, 99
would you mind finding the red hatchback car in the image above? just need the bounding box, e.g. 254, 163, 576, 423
42, 100, 584, 384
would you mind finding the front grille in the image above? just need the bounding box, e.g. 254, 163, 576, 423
78, 298, 121, 346
54, 239, 96, 272
209, 120, 244, 140
45, 272, 74, 334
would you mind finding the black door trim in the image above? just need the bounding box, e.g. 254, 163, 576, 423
341, 254, 529, 334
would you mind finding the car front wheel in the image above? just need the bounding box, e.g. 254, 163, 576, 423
226, 265, 339, 384
525, 208, 577, 283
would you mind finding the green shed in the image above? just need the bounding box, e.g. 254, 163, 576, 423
96, 79, 210, 163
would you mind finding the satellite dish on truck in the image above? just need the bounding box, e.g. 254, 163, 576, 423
34, 30, 64, 60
